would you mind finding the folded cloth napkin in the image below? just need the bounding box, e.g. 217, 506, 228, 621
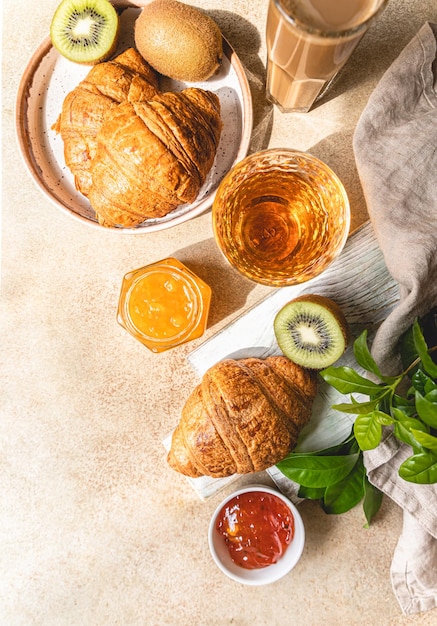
353, 22, 437, 615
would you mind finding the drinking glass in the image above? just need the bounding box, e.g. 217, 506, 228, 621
266, 0, 389, 113
212, 149, 350, 287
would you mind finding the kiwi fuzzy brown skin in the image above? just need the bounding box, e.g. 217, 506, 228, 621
134, 0, 223, 82
274, 294, 350, 370
50, 0, 120, 65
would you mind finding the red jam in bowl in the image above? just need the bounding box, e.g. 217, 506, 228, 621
215, 491, 294, 569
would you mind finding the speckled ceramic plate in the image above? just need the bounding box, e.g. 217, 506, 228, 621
15, 6, 253, 233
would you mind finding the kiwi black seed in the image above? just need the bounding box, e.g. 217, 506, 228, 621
50, 0, 119, 65
273, 294, 350, 370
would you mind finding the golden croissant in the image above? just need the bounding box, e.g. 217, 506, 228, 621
52, 48, 159, 196
167, 356, 318, 479
88, 87, 223, 227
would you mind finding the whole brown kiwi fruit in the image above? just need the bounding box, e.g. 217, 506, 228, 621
134, 0, 223, 82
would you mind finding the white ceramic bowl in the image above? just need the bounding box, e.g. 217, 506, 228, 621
208, 484, 305, 585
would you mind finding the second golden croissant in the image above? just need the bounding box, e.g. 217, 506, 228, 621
167, 356, 318, 479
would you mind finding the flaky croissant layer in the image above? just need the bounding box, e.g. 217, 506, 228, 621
53, 48, 160, 197
167, 356, 318, 478
89, 88, 223, 227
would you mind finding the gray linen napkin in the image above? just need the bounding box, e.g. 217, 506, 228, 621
353, 22, 437, 615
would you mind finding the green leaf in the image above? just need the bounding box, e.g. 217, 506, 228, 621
353, 331, 399, 384
392, 393, 416, 416
393, 422, 426, 452
322, 459, 365, 514
415, 391, 437, 428
320, 366, 384, 395
400, 324, 419, 372
354, 414, 383, 450
276, 453, 360, 488
410, 429, 437, 452
363, 478, 384, 528
332, 398, 380, 415
426, 378, 437, 394
426, 389, 437, 402
411, 369, 437, 395
391, 406, 418, 424
391, 407, 429, 450
399, 452, 437, 484
318, 317, 437, 488
297, 484, 325, 500
353, 331, 383, 378
413, 319, 437, 378
372, 410, 394, 426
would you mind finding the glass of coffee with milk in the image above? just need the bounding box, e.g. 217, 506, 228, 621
265, 0, 389, 113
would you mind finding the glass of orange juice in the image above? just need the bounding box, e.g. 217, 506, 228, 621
212, 148, 350, 287
266, 0, 389, 113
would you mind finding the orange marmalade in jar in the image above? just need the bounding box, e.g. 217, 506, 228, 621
117, 258, 211, 353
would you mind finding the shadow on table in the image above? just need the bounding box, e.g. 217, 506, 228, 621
311, 4, 432, 110
172, 235, 265, 329
209, 10, 274, 154
169, 13, 275, 331
309, 130, 368, 233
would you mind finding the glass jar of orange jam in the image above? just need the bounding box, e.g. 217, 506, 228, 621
117, 258, 211, 353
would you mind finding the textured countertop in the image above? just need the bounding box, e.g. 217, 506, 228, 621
2, 1, 437, 624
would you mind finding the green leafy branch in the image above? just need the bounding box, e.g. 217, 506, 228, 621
276, 431, 382, 527
276, 314, 437, 525
322, 319, 437, 485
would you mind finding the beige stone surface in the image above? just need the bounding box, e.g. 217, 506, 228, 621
2, 1, 437, 624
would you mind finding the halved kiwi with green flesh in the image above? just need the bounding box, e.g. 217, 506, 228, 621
274, 295, 350, 369
50, 0, 119, 64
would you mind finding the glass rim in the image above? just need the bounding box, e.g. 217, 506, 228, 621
272, 0, 390, 39
212, 147, 351, 288
214, 147, 350, 193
